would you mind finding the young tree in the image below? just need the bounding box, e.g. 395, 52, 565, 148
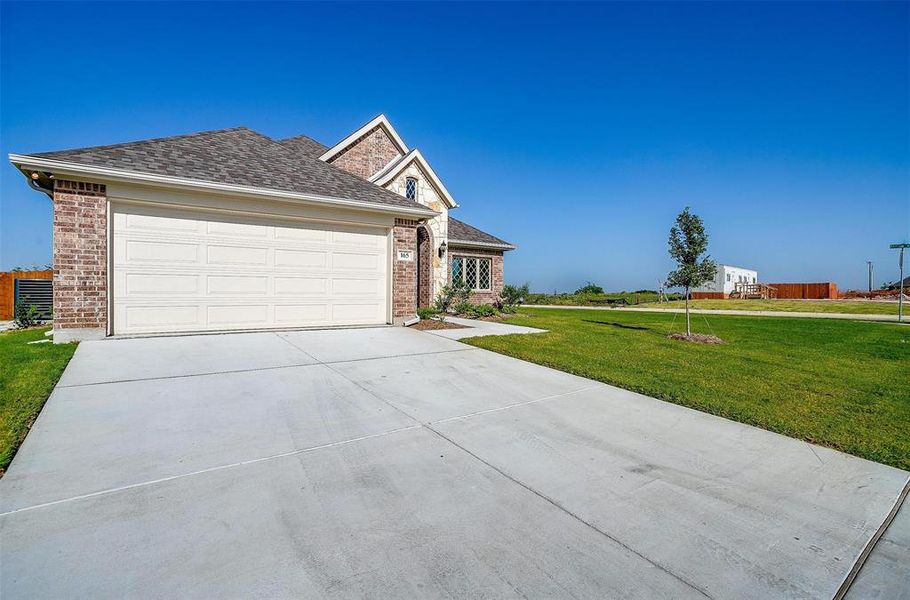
666, 207, 717, 336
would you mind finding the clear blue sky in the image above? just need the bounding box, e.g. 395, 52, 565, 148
1, 1, 907, 291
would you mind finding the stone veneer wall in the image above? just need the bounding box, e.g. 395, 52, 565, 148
392, 218, 418, 322
448, 247, 504, 305
328, 126, 402, 180
385, 162, 448, 301
53, 179, 108, 341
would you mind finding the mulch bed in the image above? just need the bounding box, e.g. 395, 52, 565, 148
411, 319, 469, 331
667, 333, 725, 344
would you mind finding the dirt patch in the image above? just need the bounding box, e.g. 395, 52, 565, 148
411, 319, 469, 331
667, 333, 725, 344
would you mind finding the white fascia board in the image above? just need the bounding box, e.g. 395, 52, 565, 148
448, 239, 516, 251
9, 153, 438, 220
371, 149, 459, 209
318, 114, 409, 162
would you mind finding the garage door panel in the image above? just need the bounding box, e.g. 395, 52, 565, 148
333, 252, 382, 271
274, 304, 328, 324
206, 275, 269, 295
113, 204, 389, 334
332, 302, 385, 322
274, 227, 328, 242
274, 249, 328, 269
274, 277, 328, 296
123, 305, 201, 330
206, 220, 269, 239
207, 305, 269, 326
206, 245, 269, 266
126, 240, 199, 264
333, 278, 384, 296
126, 273, 200, 295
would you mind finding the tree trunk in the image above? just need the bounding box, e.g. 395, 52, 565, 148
685, 287, 691, 336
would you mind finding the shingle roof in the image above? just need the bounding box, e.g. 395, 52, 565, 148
448, 217, 514, 249
28, 127, 431, 212
279, 134, 328, 158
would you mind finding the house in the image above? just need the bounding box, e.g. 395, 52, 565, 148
691, 264, 758, 299
10, 115, 515, 342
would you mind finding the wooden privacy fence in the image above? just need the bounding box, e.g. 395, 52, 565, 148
765, 282, 838, 300
0, 270, 53, 320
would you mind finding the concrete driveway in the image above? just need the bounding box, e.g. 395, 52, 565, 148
1, 327, 907, 599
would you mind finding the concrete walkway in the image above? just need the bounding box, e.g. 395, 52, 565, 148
525, 304, 905, 322
1, 327, 907, 598
423, 316, 547, 340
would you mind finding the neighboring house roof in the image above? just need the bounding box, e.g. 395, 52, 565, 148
11, 127, 435, 217
370, 148, 458, 209
318, 114, 408, 162
448, 217, 515, 250
279, 134, 328, 158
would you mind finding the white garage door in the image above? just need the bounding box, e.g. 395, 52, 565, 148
112, 203, 389, 334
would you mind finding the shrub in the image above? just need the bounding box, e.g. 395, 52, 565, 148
500, 283, 529, 313
14, 302, 41, 328
575, 282, 605, 295
453, 301, 474, 315
416, 307, 438, 320
434, 280, 472, 313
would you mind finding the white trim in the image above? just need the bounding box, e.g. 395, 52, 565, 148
318, 114, 409, 162
370, 149, 459, 209
448, 239, 516, 251
9, 153, 438, 219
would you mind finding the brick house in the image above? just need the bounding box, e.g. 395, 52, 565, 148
10, 115, 514, 342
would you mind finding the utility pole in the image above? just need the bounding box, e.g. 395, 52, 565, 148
866, 261, 874, 292
890, 243, 909, 323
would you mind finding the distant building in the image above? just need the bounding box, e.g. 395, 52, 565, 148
692, 265, 758, 298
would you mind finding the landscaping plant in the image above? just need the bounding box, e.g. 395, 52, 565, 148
13, 301, 41, 329
666, 207, 717, 337
574, 282, 605, 295
500, 283, 530, 313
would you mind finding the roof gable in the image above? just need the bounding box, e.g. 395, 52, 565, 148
318, 114, 408, 162
371, 149, 458, 209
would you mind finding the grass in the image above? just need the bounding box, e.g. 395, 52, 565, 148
0, 327, 77, 474
464, 308, 910, 470
633, 298, 900, 315
525, 291, 682, 306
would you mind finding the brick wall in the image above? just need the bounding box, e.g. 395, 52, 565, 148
448, 247, 504, 305
392, 219, 418, 321
53, 180, 107, 337
329, 126, 401, 180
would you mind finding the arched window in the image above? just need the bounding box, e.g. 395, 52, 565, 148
405, 177, 418, 200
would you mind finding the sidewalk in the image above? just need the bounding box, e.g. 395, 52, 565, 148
523, 305, 905, 323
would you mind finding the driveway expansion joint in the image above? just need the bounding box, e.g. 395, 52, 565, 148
834, 474, 910, 599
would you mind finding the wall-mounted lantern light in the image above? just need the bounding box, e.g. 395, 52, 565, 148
438, 241, 447, 259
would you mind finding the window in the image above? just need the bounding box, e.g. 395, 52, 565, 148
726, 273, 731, 282
405, 177, 418, 200
452, 256, 492, 290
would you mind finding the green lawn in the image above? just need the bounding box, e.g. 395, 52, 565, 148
633, 298, 900, 315
0, 327, 77, 474
464, 308, 910, 470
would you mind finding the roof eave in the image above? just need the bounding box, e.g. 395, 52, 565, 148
9, 153, 438, 220
448, 239, 516, 251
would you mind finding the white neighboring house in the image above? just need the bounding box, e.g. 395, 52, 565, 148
693, 265, 758, 296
